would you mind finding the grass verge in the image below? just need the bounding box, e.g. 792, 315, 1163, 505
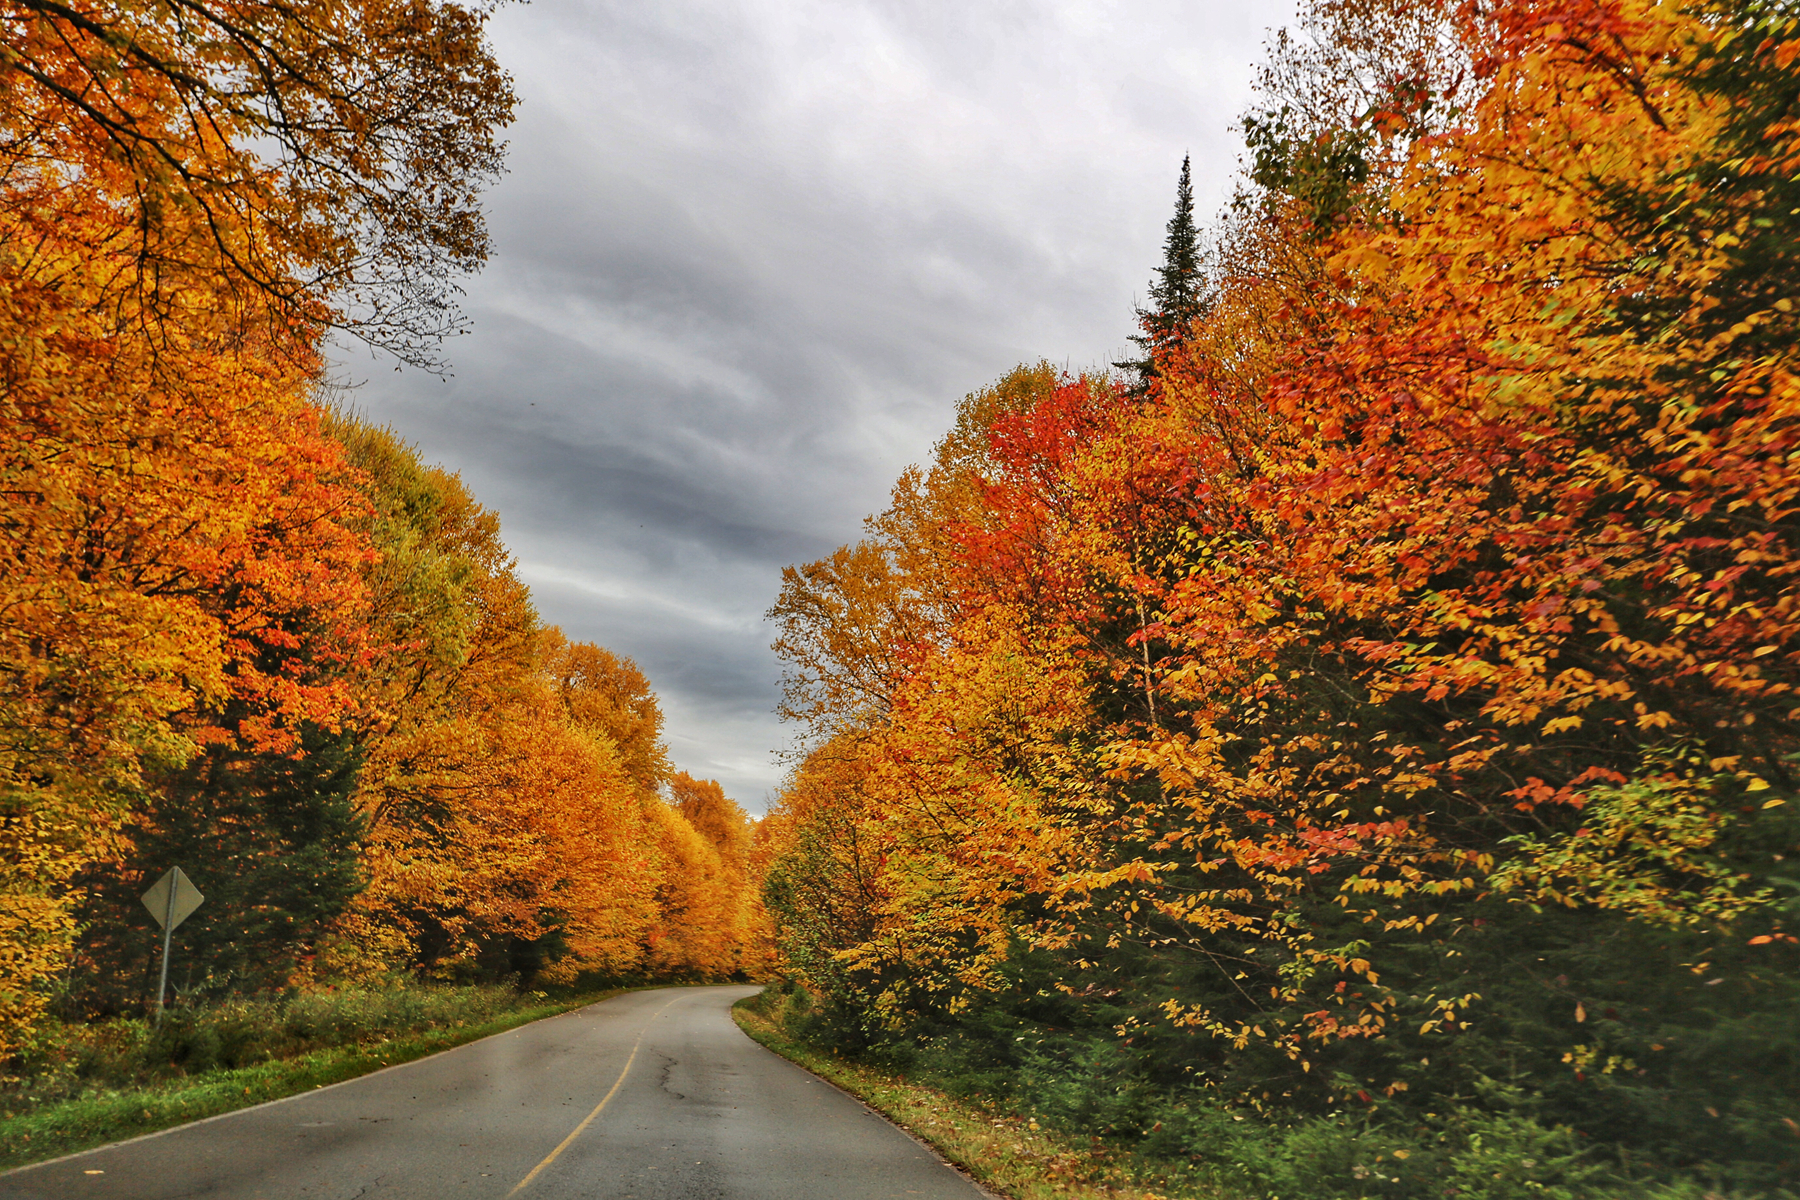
731, 992, 1218, 1200
0, 985, 649, 1172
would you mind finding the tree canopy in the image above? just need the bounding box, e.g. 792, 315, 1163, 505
758, 0, 1800, 1192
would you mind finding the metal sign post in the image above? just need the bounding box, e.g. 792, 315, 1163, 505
141, 866, 204, 1021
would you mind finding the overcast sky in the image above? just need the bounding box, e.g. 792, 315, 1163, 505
335, 0, 1296, 813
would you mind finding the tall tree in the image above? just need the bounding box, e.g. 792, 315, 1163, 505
672, 774, 750, 864
318, 426, 660, 982
1115, 156, 1205, 393
542, 633, 671, 793
0, 0, 515, 1049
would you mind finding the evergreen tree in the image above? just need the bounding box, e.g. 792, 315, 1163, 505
1116, 156, 1206, 393
72, 720, 366, 1012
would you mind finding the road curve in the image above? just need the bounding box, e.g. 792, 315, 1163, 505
1, 985, 990, 1200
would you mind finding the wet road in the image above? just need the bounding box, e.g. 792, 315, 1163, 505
1, 985, 989, 1200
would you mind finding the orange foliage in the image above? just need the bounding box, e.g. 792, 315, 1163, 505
543, 632, 673, 792
761, 0, 1800, 1069
0, 0, 765, 1053
326, 425, 740, 982
0, 180, 367, 1047
0, 0, 517, 1049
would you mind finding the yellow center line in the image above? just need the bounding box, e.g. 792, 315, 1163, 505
506, 996, 683, 1196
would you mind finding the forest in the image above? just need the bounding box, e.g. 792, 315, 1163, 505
755, 0, 1800, 1196
5, 0, 1799, 1193
0, 0, 766, 1083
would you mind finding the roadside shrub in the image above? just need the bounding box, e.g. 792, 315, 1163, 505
758, 979, 1795, 1200
4, 983, 529, 1108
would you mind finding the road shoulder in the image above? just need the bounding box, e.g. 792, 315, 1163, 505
730, 994, 1201, 1200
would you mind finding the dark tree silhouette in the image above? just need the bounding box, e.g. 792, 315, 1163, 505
1116, 156, 1206, 394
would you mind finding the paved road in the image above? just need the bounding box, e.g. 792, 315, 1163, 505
1, 986, 989, 1200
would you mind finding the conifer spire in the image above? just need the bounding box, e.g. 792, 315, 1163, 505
1116, 155, 1205, 393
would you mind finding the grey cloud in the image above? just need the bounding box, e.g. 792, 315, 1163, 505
340, 0, 1296, 810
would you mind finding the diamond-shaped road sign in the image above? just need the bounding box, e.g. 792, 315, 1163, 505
142, 866, 204, 932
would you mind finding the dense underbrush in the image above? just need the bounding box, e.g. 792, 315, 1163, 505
748, 981, 1789, 1200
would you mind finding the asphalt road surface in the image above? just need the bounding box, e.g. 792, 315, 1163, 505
1, 985, 990, 1200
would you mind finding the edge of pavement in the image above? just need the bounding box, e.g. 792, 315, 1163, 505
728, 993, 1006, 1200
730, 994, 1193, 1200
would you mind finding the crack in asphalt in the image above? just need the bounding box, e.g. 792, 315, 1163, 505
656, 1052, 687, 1100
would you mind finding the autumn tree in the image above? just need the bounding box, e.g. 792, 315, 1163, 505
640, 802, 742, 977
542, 633, 672, 793
0, 0, 517, 362
673, 773, 750, 865
0, 0, 515, 1049
758, 739, 886, 1007
0, 265, 369, 1039
767, 363, 1060, 739
761, 0, 1800, 1188
312, 418, 771, 986
0, 0, 771, 1041
313, 420, 651, 981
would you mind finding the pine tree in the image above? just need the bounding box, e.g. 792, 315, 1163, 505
1116, 156, 1206, 393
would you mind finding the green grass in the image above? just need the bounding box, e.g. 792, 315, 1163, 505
0, 985, 649, 1171
732, 989, 1213, 1200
